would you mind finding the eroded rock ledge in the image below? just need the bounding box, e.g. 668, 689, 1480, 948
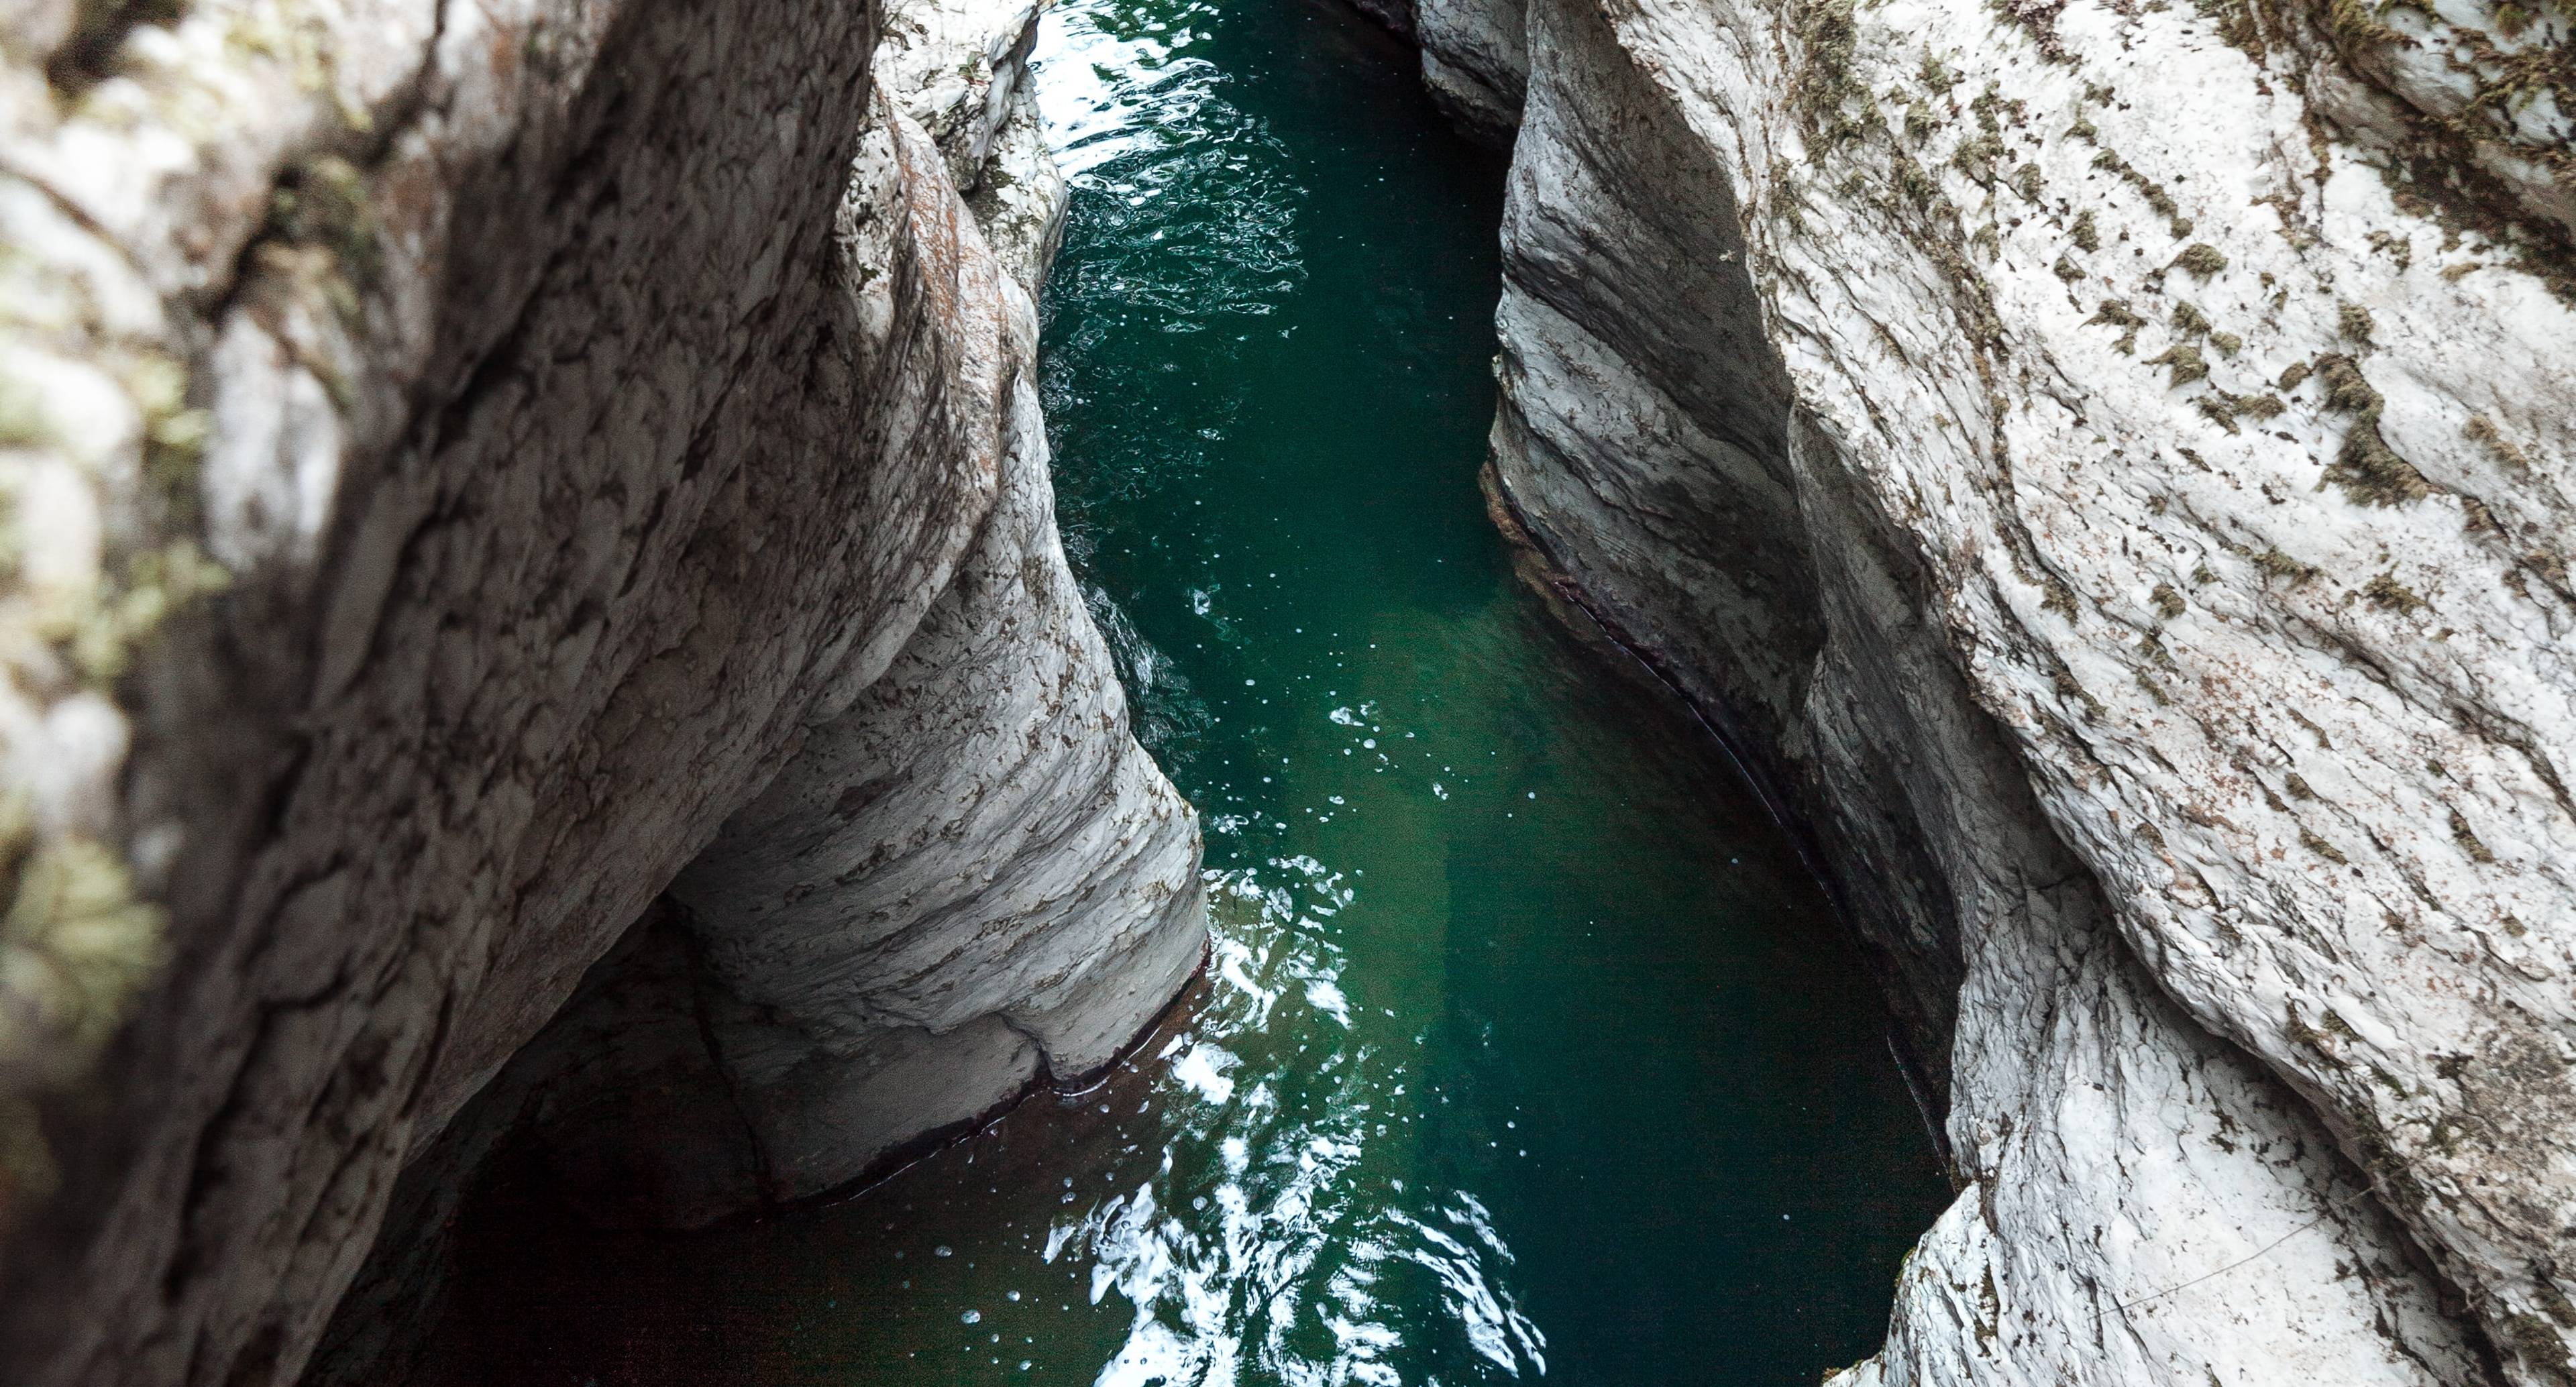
0, 1, 1201, 1384
1377, 0, 2575, 1380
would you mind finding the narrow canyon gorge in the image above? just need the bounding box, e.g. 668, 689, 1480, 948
0, 0, 2567, 1382
1375, 0, 2576, 1378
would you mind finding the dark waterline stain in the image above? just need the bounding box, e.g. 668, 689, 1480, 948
407, 1, 1947, 1383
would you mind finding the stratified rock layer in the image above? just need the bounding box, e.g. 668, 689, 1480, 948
0, 1, 1199, 1384
1391, 0, 2574, 1379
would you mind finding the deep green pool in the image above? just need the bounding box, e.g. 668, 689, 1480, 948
411, 1, 1946, 1382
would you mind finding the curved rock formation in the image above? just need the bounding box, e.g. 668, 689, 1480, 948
1387, 0, 2575, 1380
0, 1, 1201, 1384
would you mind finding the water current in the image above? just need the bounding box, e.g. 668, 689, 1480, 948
413, 1, 1948, 1381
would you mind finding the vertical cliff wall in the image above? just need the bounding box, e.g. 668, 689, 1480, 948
0, 1, 1201, 1384
1385, 0, 2575, 1380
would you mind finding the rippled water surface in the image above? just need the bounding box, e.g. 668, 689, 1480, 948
414, 1, 1946, 1382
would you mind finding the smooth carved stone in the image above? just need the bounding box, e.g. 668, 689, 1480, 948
1368, 0, 2576, 1378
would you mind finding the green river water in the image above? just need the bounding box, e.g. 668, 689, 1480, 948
414, 0, 1947, 1381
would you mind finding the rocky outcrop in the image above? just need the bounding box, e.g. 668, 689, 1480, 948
1391, 0, 2575, 1380
0, 0, 1199, 1384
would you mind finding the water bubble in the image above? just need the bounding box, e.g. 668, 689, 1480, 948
963, 1309, 982, 1324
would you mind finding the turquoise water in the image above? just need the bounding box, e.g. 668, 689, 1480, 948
409, 1, 1945, 1382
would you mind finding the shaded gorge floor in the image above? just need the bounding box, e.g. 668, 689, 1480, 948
408, 0, 1947, 1382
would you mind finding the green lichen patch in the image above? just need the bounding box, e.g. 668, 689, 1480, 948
2465, 414, 2532, 471
2139, 626, 2181, 670
1793, 0, 1875, 147
2087, 297, 2145, 353
2174, 242, 2229, 278
2147, 341, 2209, 386
2324, 0, 2405, 46
2500, 1312, 2575, 1384
2088, 148, 2185, 231
2088, 298, 2145, 326
0, 803, 168, 1214
2197, 391, 2244, 433
1952, 132, 2009, 183
18, 531, 231, 691
2070, 209, 2100, 251
2449, 807, 2496, 863
124, 353, 209, 529
2152, 582, 2187, 617
2361, 571, 2428, 613
2255, 545, 2322, 584
2041, 575, 2083, 621
2313, 354, 2433, 505
2324, 433, 2432, 505
1993, 0, 2072, 58
2192, 0, 2269, 52
0, 792, 168, 1194
1896, 154, 1942, 208
0, 827, 163, 1065
2367, 228, 2416, 271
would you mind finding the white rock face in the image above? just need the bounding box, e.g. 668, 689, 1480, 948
1401, 0, 2575, 1379
0, 1, 1199, 1384
669, 111, 1201, 1202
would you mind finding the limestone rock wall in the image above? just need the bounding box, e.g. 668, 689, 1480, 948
0, 0, 1199, 1384
1391, 0, 2576, 1378
667, 105, 1201, 1202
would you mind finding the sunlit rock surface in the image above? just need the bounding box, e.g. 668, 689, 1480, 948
1391, 0, 2575, 1379
0, 0, 1197, 1383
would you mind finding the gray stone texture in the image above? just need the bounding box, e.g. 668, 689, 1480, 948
0, 1, 1201, 1384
